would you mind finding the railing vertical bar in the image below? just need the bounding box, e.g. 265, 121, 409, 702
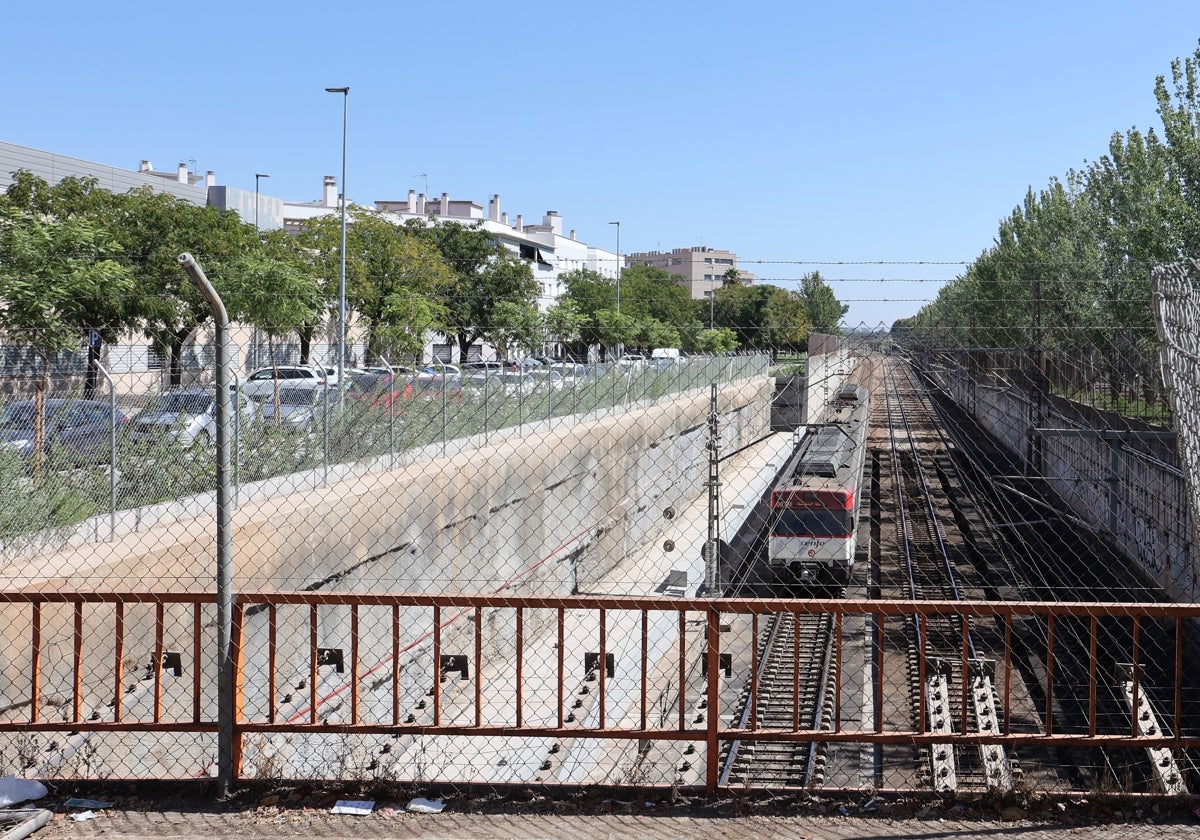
476, 607, 484, 729
153, 602, 164, 723
598, 609, 607, 730
556, 607, 564, 730
918, 613, 927, 733
268, 606, 278, 724
516, 607, 524, 729
1003, 613, 1012, 737
392, 605, 401, 727
1088, 615, 1098, 739
792, 610, 800, 732
1131, 616, 1141, 739
309, 605, 318, 725
231, 601, 246, 778
350, 605, 360, 726
1045, 614, 1055, 736
30, 603, 41, 724
705, 606, 720, 794
193, 603, 202, 723
72, 602, 83, 724
834, 610, 843, 733
678, 610, 687, 730
640, 610, 649, 731
112, 603, 123, 724
1176, 617, 1184, 739
750, 613, 759, 732
875, 612, 885, 734
960, 617, 969, 737
433, 606, 442, 727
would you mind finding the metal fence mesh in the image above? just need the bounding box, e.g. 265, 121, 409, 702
0, 287, 1198, 797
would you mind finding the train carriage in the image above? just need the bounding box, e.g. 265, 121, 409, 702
769, 383, 869, 587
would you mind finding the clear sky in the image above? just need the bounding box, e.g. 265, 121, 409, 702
7, 2, 1200, 327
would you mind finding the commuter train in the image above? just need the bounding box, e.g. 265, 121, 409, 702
768, 383, 870, 588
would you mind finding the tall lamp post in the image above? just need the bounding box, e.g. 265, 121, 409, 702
254, 173, 269, 232
325, 85, 350, 401
608, 220, 620, 313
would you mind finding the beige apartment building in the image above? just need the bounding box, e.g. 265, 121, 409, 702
624, 246, 755, 301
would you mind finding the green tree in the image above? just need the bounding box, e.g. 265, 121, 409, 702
0, 199, 133, 461
412, 220, 538, 360
797, 272, 848, 335
543, 299, 586, 355
488, 300, 543, 360
113, 187, 259, 386
693, 328, 738, 354
304, 209, 451, 364
0, 173, 139, 395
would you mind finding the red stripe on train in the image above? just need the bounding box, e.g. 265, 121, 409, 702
770, 487, 855, 510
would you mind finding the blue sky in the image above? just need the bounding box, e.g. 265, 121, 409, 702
7, 2, 1200, 327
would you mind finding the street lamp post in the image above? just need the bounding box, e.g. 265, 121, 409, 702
254, 173, 269, 232
325, 86, 350, 403
608, 220, 620, 313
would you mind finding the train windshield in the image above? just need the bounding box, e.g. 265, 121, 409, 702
773, 509, 854, 538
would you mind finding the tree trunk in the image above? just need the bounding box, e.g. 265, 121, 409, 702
169, 329, 188, 388
298, 324, 314, 366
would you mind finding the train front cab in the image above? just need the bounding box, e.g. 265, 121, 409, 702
768, 485, 857, 587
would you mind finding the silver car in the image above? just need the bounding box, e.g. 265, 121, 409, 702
260, 385, 332, 433
127, 387, 256, 447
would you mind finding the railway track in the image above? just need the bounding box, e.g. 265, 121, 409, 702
909, 352, 1192, 795
880, 357, 1014, 794
717, 610, 836, 787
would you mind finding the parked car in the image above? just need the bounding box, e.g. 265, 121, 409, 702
421, 363, 461, 378
126, 386, 256, 447
260, 385, 331, 433
617, 354, 647, 371
0, 398, 129, 463
346, 372, 404, 410
242, 365, 327, 400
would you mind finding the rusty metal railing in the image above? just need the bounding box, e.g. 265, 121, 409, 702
1, 591, 1198, 791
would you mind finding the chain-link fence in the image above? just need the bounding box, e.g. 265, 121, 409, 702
2, 273, 1200, 799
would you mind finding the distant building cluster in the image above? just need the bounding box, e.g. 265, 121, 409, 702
0, 141, 753, 378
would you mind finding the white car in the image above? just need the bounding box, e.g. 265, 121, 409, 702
242, 365, 327, 400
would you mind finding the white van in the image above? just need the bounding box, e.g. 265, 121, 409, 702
651, 348, 681, 362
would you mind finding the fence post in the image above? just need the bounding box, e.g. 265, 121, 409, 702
177, 253, 236, 797
706, 606, 721, 792
379, 357, 395, 469
95, 361, 117, 541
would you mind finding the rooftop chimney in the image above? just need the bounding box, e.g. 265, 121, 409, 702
177, 162, 189, 184
501, 212, 509, 225
515, 214, 523, 232
407, 189, 416, 214
139, 160, 153, 173
440, 192, 449, 216
205, 170, 215, 187
542, 210, 563, 235
417, 193, 426, 214
323, 176, 337, 208
570, 229, 576, 240
488, 194, 501, 222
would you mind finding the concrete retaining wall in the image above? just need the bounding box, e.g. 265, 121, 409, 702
938, 367, 1198, 601
0, 378, 774, 717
